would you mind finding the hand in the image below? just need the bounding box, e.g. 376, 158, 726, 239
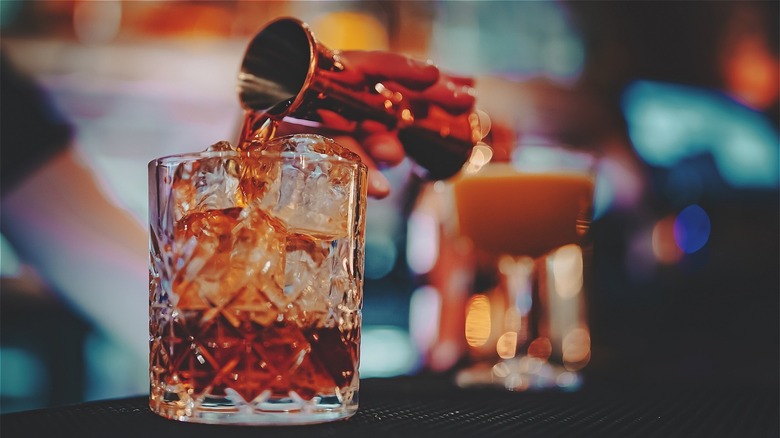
279, 50, 478, 199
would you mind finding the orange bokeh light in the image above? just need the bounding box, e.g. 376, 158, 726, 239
652, 215, 683, 265
527, 337, 552, 360
723, 35, 779, 110
465, 295, 491, 347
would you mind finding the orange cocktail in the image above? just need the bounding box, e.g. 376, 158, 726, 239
453, 163, 594, 259
451, 145, 596, 392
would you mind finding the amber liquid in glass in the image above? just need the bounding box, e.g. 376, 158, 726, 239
157, 308, 358, 402
151, 200, 360, 404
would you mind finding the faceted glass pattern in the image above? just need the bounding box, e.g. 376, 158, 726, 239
148, 135, 367, 424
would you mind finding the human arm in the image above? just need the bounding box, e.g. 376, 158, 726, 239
1, 146, 150, 366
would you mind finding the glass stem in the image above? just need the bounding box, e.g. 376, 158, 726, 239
499, 255, 536, 357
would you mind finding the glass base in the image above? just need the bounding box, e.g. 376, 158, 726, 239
150, 390, 358, 425
455, 356, 582, 392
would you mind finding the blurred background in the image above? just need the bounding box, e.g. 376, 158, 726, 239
0, 0, 777, 413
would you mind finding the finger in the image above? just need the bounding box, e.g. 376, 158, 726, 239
380, 78, 476, 114
340, 50, 440, 89
419, 78, 476, 114
359, 119, 391, 133
446, 74, 475, 87
333, 135, 391, 199
314, 109, 358, 132
359, 131, 406, 167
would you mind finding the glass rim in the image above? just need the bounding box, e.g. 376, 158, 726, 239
149, 147, 367, 169
461, 141, 599, 177
466, 162, 597, 179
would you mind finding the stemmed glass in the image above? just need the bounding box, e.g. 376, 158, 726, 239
452, 141, 597, 390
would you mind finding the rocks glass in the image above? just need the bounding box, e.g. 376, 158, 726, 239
148, 135, 366, 425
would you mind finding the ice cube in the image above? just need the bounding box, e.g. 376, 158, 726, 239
238, 153, 282, 208
251, 134, 364, 237
206, 140, 238, 152
253, 134, 360, 162
172, 145, 243, 220
173, 207, 244, 310
283, 233, 332, 324
172, 206, 287, 327
232, 207, 288, 323
281, 229, 363, 327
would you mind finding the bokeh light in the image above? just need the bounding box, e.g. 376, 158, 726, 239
496, 332, 518, 359
364, 234, 398, 280
527, 337, 552, 361
503, 307, 522, 332
462, 142, 494, 174
464, 294, 491, 347
406, 211, 439, 275
673, 204, 711, 254
310, 11, 389, 51
623, 80, 779, 189
360, 326, 417, 378
555, 371, 582, 391
431, 1, 584, 82
562, 328, 591, 371
409, 286, 442, 353
652, 215, 683, 265
721, 5, 779, 112
551, 244, 583, 299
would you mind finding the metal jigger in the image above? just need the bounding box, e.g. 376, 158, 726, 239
237, 16, 483, 180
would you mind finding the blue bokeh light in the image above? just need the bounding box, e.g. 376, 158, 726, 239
673, 204, 711, 254
622, 80, 779, 190
431, 1, 584, 81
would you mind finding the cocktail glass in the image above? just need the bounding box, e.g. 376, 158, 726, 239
452, 142, 596, 390
148, 134, 367, 424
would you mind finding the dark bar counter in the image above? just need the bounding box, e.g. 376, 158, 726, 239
2, 376, 777, 438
